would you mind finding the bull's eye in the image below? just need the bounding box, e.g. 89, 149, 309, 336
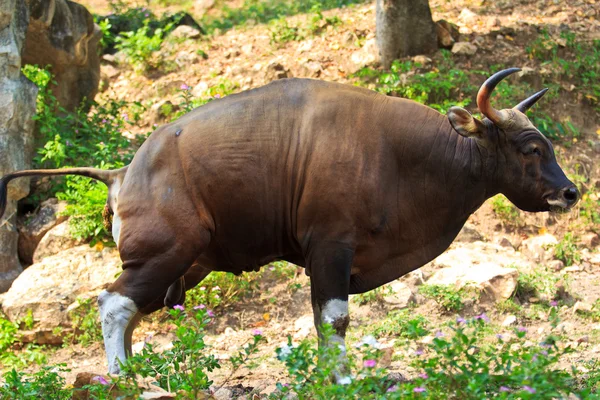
523, 146, 542, 157
532, 147, 542, 156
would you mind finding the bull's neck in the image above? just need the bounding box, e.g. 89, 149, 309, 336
390, 102, 494, 221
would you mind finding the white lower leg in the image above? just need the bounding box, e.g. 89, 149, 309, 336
98, 290, 140, 374
320, 299, 351, 383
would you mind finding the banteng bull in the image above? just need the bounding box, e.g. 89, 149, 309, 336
0, 68, 579, 377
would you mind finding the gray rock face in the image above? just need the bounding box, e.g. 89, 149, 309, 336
18, 198, 67, 265
22, 0, 101, 111
33, 221, 82, 263
0, 0, 38, 293
0, 245, 121, 343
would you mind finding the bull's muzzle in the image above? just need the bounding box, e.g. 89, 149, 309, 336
546, 185, 580, 210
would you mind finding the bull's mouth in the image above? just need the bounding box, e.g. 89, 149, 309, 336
545, 195, 574, 213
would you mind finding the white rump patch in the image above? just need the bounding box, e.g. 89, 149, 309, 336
98, 290, 139, 374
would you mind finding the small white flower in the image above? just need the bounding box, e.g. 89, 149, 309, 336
355, 335, 383, 349
337, 376, 352, 385
278, 343, 294, 358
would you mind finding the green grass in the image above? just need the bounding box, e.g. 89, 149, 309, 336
418, 284, 477, 313
491, 194, 521, 227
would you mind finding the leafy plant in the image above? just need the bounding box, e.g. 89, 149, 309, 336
369, 310, 429, 340
419, 284, 475, 313
65, 298, 103, 346
514, 265, 562, 303
553, 232, 581, 267
0, 365, 72, 400
115, 19, 173, 73
491, 194, 521, 227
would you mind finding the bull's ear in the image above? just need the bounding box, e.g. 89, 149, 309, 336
447, 107, 486, 139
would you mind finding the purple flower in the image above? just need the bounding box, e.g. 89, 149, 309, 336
214, 94, 221, 99
414, 387, 426, 393
207, 310, 215, 317
435, 330, 445, 338
92, 376, 109, 385
101, 119, 107, 123
144, 13, 149, 17
456, 317, 466, 324
419, 373, 428, 379
180, 83, 190, 90
518, 326, 528, 333
414, 349, 424, 356
363, 359, 376, 368
496, 334, 503, 340
541, 350, 548, 356
523, 386, 536, 394
387, 385, 398, 392
252, 329, 263, 336
194, 304, 206, 310
474, 313, 490, 323
173, 304, 184, 311
550, 300, 558, 306
122, 113, 129, 121
75, 129, 79, 133
499, 386, 510, 392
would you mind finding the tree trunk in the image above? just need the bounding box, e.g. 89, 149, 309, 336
376, 0, 438, 69
0, 0, 38, 292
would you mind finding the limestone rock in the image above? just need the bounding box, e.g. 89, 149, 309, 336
451, 42, 478, 56
455, 223, 485, 243
502, 315, 517, 326
169, 25, 202, 40
383, 280, 415, 308
581, 233, 599, 249
0, 245, 121, 343
412, 55, 432, 65
520, 234, 558, 263
347, 38, 378, 73
23, 0, 101, 111
428, 262, 518, 303
32, 221, 82, 263
0, 0, 38, 293
264, 61, 289, 81
17, 198, 67, 266
434, 242, 532, 270
293, 314, 314, 340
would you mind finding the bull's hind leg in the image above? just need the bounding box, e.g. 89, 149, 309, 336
307, 242, 354, 383
99, 220, 211, 374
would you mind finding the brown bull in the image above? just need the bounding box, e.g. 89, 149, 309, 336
0, 68, 579, 378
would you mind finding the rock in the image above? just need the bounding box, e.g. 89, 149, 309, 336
241, 43, 253, 55
455, 223, 484, 243
563, 265, 582, 273
458, 8, 478, 25
17, 198, 67, 266
574, 301, 593, 314
347, 38, 378, 73
434, 242, 532, 270
451, 42, 478, 56
496, 237, 514, 249
428, 262, 518, 303
100, 64, 120, 79
32, 221, 82, 263
175, 51, 199, 67
487, 17, 501, 28
520, 234, 558, 263
581, 233, 599, 249
214, 387, 233, 400
169, 25, 202, 40
293, 314, 314, 340
297, 40, 314, 53
412, 55, 432, 65
502, 315, 517, 326
548, 260, 565, 271
517, 67, 542, 88
192, 81, 209, 98
301, 60, 323, 78
435, 19, 459, 48
0, 245, 121, 343
383, 280, 415, 308
0, 0, 38, 293
22, 0, 101, 111
264, 61, 289, 81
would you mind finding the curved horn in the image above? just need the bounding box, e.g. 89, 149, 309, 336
476, 68, 521, 126
515, 88, 549, 113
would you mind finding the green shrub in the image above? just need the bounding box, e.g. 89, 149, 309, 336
22, 65, 142, 244
419, 284, 474, 313
554, 232, 581, 267
65, 298, 103, 347
491, 194, 521, 227
115, 20, 173, 73
0, 365, 72, 400
515, 265, 562, 303
369, 310, 429, 340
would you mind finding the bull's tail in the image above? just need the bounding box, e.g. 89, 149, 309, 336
0, 166, 128, 222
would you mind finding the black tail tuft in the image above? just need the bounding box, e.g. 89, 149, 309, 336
0, 177, 8, 222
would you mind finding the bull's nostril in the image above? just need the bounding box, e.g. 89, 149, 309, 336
563, 187, 579, 202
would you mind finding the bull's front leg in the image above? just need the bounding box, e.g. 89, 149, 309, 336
308, 244, 353, 384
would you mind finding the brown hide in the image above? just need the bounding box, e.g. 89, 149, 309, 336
115, 79, 487, 300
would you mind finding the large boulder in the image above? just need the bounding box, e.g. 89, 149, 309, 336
33, 221, 82, 263
22, 0, 101, 111
0, 0, 38, 293
520, 234, 558, 263
0, 245, 121, 343
18, 198, 67, 265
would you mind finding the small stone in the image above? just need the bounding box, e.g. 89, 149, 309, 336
563, 265, 582, 273
264, 61, 290, 80
497, 237, 513, 248
192, 81, 209, 98
548, 259, 565, 271
451, 42, 478, 55
412, 55, 432, 65
100, 64, 120, 79
520, 234, 558, 263
383, 281, 416, 309
458, 8, 478, 25
455, 223, 484, 242
502, 315, 517, 326
170, 25, 202, 40
581, 233, 599, 249
297, 40, 314, 53
487, 17, 501, 28
435, 20, 459, 48
573, 301, 593, 314
241, 43, 253, 55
